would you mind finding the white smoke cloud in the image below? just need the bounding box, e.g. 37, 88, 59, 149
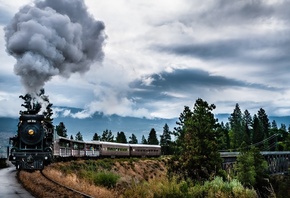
4, 0, 106, 93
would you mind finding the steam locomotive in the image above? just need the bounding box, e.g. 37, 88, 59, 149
9, 92, 161, 170
9, 113, 54, 170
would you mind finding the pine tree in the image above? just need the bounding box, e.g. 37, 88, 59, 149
116, 131, 127, 143
92, 132, 100, 141
257, 108, 270, 150
160, 123, 173, 155
170, 98, 223, 181
55, 122, 67, 138
141, 135, 147, 144
277, 124, 288, 150
235, 146, 268, 195
243, 109, 252, 145
70, 135, 74, 140
235, 147, 256, 187
147, 128, 159, 145
173, 106, 192, 155
216, 122, 230, 151
75, 131, 83, 141
252, 114, 264, 150
129, 133, 138, 144
269, 120, 278, 151
229, 103, 243, 149
100, 129, 114, 142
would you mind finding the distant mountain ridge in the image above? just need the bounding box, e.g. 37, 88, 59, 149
0, 110, 289, 143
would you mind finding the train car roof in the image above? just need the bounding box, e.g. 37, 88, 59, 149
57, 136, 85, 144
98, 141, 130, 147
56, 138, 160, 148
129, 144, 161, 148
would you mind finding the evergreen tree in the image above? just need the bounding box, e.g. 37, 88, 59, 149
170, 98, 223, 181
257, 108, 270, 137
235, 147, 256, 187
269, 120, 279, 151
243, 109, 252, 145
277, 124, 288, 150
129, 133, 138, 144
70, 135, 74, 140
271, 120, 278, 130
160, 123, 173, 155
229, 103, 243, 149
55, 122, 67, 138
252, 114, 264, 150
100, 129, 114, 142
92, 132, 100, 141
216, 122, 230, 151
235, 146, 269, 196
285, 125, 290, 150
75, 131, 83, 141
257, 108, 270, 150
116, 131, 127, 143
147, 128, 159, 145
172, 106, 192, 156
141, 135, 147, 144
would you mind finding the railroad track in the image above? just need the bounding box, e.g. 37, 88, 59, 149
40, 170, 93, 198
19, 170, 94, 198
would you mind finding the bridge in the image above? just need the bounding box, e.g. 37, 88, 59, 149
220, 151, 290, 175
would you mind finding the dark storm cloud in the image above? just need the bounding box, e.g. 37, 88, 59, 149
130, 68, 278, 102
154, 36, 290, 67
152, 0, 290, 71
153, 39, 242, 60
178, 0, 276, 27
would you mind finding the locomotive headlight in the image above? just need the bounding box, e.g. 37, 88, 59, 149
28, 129, 34, 135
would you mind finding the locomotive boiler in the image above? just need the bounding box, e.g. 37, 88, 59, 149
9, 92, 54, 170
9, 114, 54, 169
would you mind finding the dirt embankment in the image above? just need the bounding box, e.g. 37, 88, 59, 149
19, 158, 167, 198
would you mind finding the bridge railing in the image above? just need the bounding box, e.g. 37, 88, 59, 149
220, 151, 290, 175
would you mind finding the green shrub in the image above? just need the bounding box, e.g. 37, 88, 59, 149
124, 177, 257, 198
93, 171, 120, 188
96, 158, 114, 170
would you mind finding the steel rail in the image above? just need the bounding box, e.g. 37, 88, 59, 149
40, 170, 94, 198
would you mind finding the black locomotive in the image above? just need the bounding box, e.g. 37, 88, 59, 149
9, 90, 54, 170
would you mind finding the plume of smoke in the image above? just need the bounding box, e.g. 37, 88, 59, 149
5, 0, 106, 93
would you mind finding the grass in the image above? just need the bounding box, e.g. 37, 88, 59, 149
122, 176, 257, 198
41, 158, 257, 197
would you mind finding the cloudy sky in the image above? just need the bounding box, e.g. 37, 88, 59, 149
1, 0, 290, 120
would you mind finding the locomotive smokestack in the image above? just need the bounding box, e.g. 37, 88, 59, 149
4, 0, 106, 94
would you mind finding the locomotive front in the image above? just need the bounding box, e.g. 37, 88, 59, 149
9, 114, 53, 170
9, 92, 54, 170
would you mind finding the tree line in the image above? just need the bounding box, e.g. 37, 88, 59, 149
56, 101, 290, 154
166, 98, 279, 196
55, 123, 160, 145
